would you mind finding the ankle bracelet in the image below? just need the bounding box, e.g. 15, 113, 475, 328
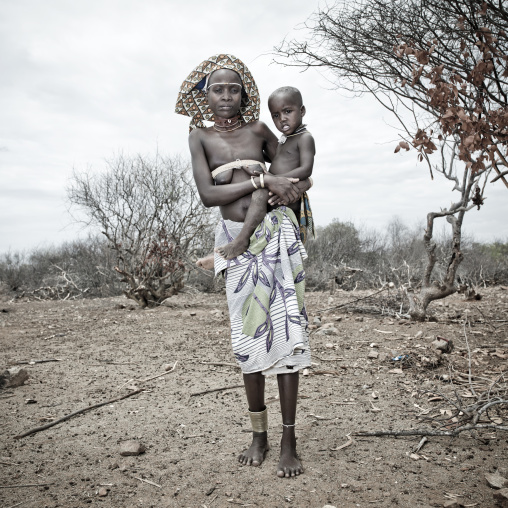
282, 423, 296, 428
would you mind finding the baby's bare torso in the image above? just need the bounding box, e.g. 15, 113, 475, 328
268, 137, 302, 215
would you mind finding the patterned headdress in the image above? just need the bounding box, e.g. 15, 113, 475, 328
175, 54, 260, 131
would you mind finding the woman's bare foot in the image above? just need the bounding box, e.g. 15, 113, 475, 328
215, 237, 250, 260
238, 431, 269, 467
196, 253, 214, 270
277, 427, 303, 478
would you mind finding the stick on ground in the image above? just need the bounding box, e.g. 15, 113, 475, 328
0, 483, 54, 489
190, 384, 244, 397
13, 389, 143, 440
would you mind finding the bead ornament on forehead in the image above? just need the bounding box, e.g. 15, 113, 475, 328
206, 82, 243, 92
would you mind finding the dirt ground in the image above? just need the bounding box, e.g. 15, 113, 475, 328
1, 287, 507, 508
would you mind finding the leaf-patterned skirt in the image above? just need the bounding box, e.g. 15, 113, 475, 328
214, 207, 311, 375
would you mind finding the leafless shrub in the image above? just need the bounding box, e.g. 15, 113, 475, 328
68, 153, 214, 307
0, 235, 121, 299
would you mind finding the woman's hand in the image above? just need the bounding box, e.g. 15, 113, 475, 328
264, 174, 300, 204
268, 177, 310, 206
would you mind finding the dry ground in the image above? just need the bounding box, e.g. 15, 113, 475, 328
1, 287, 507, 508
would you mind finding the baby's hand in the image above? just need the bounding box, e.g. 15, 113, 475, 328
241, 163, 265, 177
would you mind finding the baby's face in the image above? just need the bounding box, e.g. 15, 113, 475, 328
207, 69, 243, 120
268, 94, 306, 135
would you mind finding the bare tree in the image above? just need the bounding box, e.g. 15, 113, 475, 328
68, 153, 214, 308
276, 0, 508, 320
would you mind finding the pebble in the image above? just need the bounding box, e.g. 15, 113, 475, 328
442, 500, 463, 508
367, 351, 379, 359
119, 440, 146, 456
486, 472, 508, 489
432, 337, 454, 353
0, 367, 29, 389
97, 487, 108, 497
493, 488, 508, 507
313, 317, 321, 326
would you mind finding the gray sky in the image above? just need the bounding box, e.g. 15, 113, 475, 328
1, 0, 506, 253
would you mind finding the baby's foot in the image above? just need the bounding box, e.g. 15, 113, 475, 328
238, 432, 269, 467
277, 430, 303, 478
196, 253, 214, 270
215, 237, 250, 260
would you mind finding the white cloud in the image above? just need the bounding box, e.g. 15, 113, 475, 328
0, 0, 506, 252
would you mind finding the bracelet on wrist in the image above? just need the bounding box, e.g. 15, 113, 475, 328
251, 176, 258, 189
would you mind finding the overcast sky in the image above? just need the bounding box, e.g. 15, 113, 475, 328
1, 0, 506, 253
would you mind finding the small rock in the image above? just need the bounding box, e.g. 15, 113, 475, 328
493, 488, 508, 507
97, 487, 108, 497
334, 316, 342, 322
415, 331, 423, 339
302, 368, 310, 376
355, 317, 364, 322
323, 505, 337, 508
119, 440, 146, 456
313, 317, 321, 326
432, 337, 454, 354
323, 327, 339, 335
0, 367, 29, 389
486, 472, 508, 489
163, 364, 174, 371
443, 500, 463, 508
367, 351, 379, 360
190, 311, 197, 316
325, 343, 334, 349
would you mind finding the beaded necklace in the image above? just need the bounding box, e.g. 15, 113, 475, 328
214, 114, 242, 132
279, 124, 308, 144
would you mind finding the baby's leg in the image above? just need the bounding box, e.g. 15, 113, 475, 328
216, 189, 269, 260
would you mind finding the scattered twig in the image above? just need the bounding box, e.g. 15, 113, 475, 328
0, 460, 20, 466
200, 361, 236, 367
413, 436, 428, 453
330, 435, 353, 451
312, 355, 344, 362
13, 358, 62, 365
354, 423, 508, 438
6, 501, 26, 508
0, 483, 54, 489
319, 287, 388, 312
137, 361, 178, 384
133, 476, 161, 488
13, 389, 143, 440
190, 384, 244, 397
462, 320, 477, 396
311, 369, 346, 377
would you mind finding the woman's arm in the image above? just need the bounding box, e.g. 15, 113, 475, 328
189, 130, 300, 207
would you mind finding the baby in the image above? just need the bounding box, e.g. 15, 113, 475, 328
212, 86, 315, 261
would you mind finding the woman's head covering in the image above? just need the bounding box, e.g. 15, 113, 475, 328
175, 54, 260, 131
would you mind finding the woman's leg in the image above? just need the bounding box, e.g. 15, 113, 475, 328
238, 371, 269, 466
277, 371, 304, 478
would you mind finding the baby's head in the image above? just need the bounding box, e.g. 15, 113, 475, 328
268, 86, 306, 135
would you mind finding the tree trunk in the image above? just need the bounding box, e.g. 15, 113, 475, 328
405, 208, 465, 321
